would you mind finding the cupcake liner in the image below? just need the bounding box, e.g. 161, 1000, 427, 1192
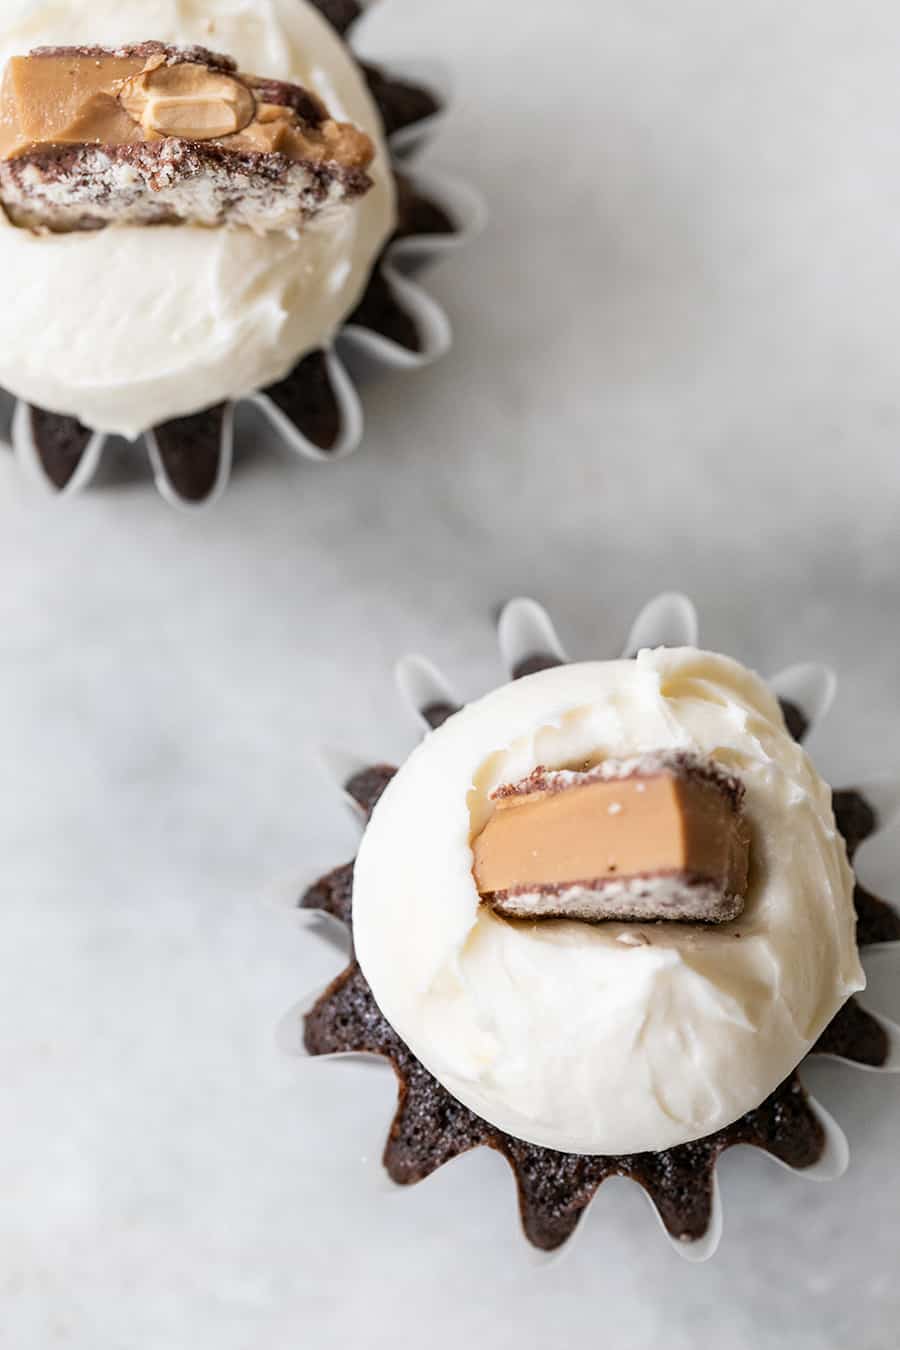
395, 653, 460, 731
497, 596, 569, 675
623, 591, 700, 657
760, 1097, 850, 1183
768, 663, 838, 737
649, 1172, 724, 1263
291, 907, 878, 1264
250, 350, 364, 465
145, 403, 235, 511
289, 592, 900, 1262
12, 398, 107, 499
849, 1009, 900, 1071
1, 51, 484, 507
288, 918, 863, 1263
351, 50, 457, 165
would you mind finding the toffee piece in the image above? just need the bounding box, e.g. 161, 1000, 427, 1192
473, 753, 751, 923
0, 43, 374, 232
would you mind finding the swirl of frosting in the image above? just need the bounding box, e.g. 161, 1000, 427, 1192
353, 648, 864, 1155
0, 0, 395, 437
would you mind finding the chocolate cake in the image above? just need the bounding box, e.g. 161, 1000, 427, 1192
300, 642, 900, 1253
2, 48, 458, 503
0, 44, 374, 233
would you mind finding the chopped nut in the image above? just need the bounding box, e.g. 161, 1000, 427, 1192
118, 62, 256, 141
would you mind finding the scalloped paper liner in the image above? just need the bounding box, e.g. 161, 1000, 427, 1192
288, 593, 900, 1262
1, 54, 484, 507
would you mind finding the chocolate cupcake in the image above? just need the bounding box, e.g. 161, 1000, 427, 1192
0, 0, 480, 506
293, 593, 900, 1259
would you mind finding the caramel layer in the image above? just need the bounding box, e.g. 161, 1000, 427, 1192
472, 759, 750, 916
0, 45, 373, 169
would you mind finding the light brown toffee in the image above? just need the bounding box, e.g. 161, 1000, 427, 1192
472, 755, 751, 923
0, 45, 373, 168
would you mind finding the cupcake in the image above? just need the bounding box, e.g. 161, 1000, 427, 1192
295, 594, 900, 1258
0, 0, 478, 505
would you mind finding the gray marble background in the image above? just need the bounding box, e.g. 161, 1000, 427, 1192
2, 0, 900, 1345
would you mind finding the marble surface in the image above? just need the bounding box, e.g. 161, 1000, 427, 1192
2, 0, 900, 1345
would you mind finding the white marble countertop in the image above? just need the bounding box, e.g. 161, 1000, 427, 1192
2, 0, 900, 1345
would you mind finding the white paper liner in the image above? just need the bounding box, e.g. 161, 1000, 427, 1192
848, 776, 900, 834
395, 653, 459, 728
764, 1096, 850, 1182
863, 1009, 900, 1071
285, 953, 731, 1263
497, 597, 568, 674
373, 58, 454, 161
144, 401, 235, 511
251, 349, 364, 465
278, 981, 364, 1057
12, 398, 107, 498
1, 60, 484, 507
624, 591, 699, 657
768, 662, 838, 732
287, 591, 900, 1262
339, 262, 453, 370
286, 982, 851, 1265
293, 904, 353, 955
650, 1172, 725, 1264
317, 746, 377, 822
390, 167, 487, 269
262, 871, 342, 914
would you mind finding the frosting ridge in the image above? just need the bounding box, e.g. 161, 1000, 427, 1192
353, 647, 864, 1155
0, 0, 395, 436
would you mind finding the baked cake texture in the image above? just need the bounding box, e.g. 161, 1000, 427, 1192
300, 656, 899, 1251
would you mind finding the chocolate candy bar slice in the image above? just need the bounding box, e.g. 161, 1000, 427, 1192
0, 44, 374, 233
472, 753, 750, 924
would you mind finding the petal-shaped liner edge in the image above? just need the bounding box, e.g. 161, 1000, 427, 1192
1, 67, 482, 502
768, 663, 837, 737
816, 1005, 900, 1073
648, 1171, 724, 1263
848, 778, 900, 838
252, 349, 364, 462
340, 263, 453, 369
12, 400, 107, 497
623, 592, 700, 657
377, 58, 455, 160
497, 597, 568, 675
144, 404, 234, 511
282, 982, 854, 1265
395, 653, 461, 730
287, 593, 900, 1262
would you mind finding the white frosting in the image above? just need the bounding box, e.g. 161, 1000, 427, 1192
353, 648, 865, 1155
0, 0, 396, 437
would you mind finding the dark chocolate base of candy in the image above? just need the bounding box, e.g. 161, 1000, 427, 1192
302, 741, 900, 1252
4, 64, 455, 503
